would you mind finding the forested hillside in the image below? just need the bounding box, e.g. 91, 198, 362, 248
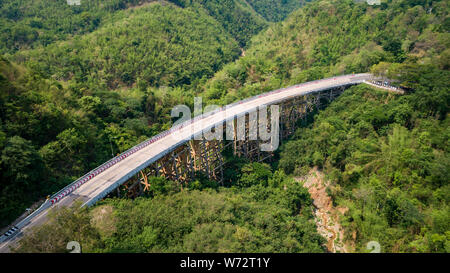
168, 0, 267, 47
14, 4, 241, 89
201, 0, 448, 105
14, 169, 326, 253
0, 1, 238, 227
0, 0, 305, 228
279, 80, 449, 252
1, 0, 448, 253
0, 55, 186, 226
0, 0, 158, 54
0, 0, 306, 54
246, 0, 308, 21
198, 0, 449, 252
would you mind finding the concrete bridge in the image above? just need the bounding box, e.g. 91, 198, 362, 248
0, 73, 402, 251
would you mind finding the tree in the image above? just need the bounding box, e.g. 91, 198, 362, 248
1, 136, 44, 191
237, 162, 272, 187
13, 204, 102, 253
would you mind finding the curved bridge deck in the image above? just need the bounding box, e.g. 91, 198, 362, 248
1, 73, 401, 250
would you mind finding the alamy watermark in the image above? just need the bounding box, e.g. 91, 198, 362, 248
67, 241, 81, 253
355, 0, 381, 5
171, 97, 280, 152
66, 240, 379, 253
367, 0, 381, 5
366, 241, 381, 253
67, 0, 81, 5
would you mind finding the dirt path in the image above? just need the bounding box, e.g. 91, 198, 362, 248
296, 167, 350, 253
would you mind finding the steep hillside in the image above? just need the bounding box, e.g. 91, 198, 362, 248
246, 0, 308, 21
201, 0, 448, 105
0, 0, 306, 54
0, 0, 161, 54
0, 2, 242, 227
169, 0, 267, 47
13, 3, 241, 90
279, 81, 449, 252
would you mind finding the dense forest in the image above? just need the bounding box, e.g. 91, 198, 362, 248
246, 0, 308, 21
14, 4, 241, 89
0, 0, 448, 253
279, 79, 449, 252
15, 165, 326, 253
0, 2, 241, 227
0, 0, 306, 230
0, 0, 307, 54
200, 0, 450, 252
0, 0, 158, 54
201, 0, 448, 105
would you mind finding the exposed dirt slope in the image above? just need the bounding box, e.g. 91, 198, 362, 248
296, 167, 350, 253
